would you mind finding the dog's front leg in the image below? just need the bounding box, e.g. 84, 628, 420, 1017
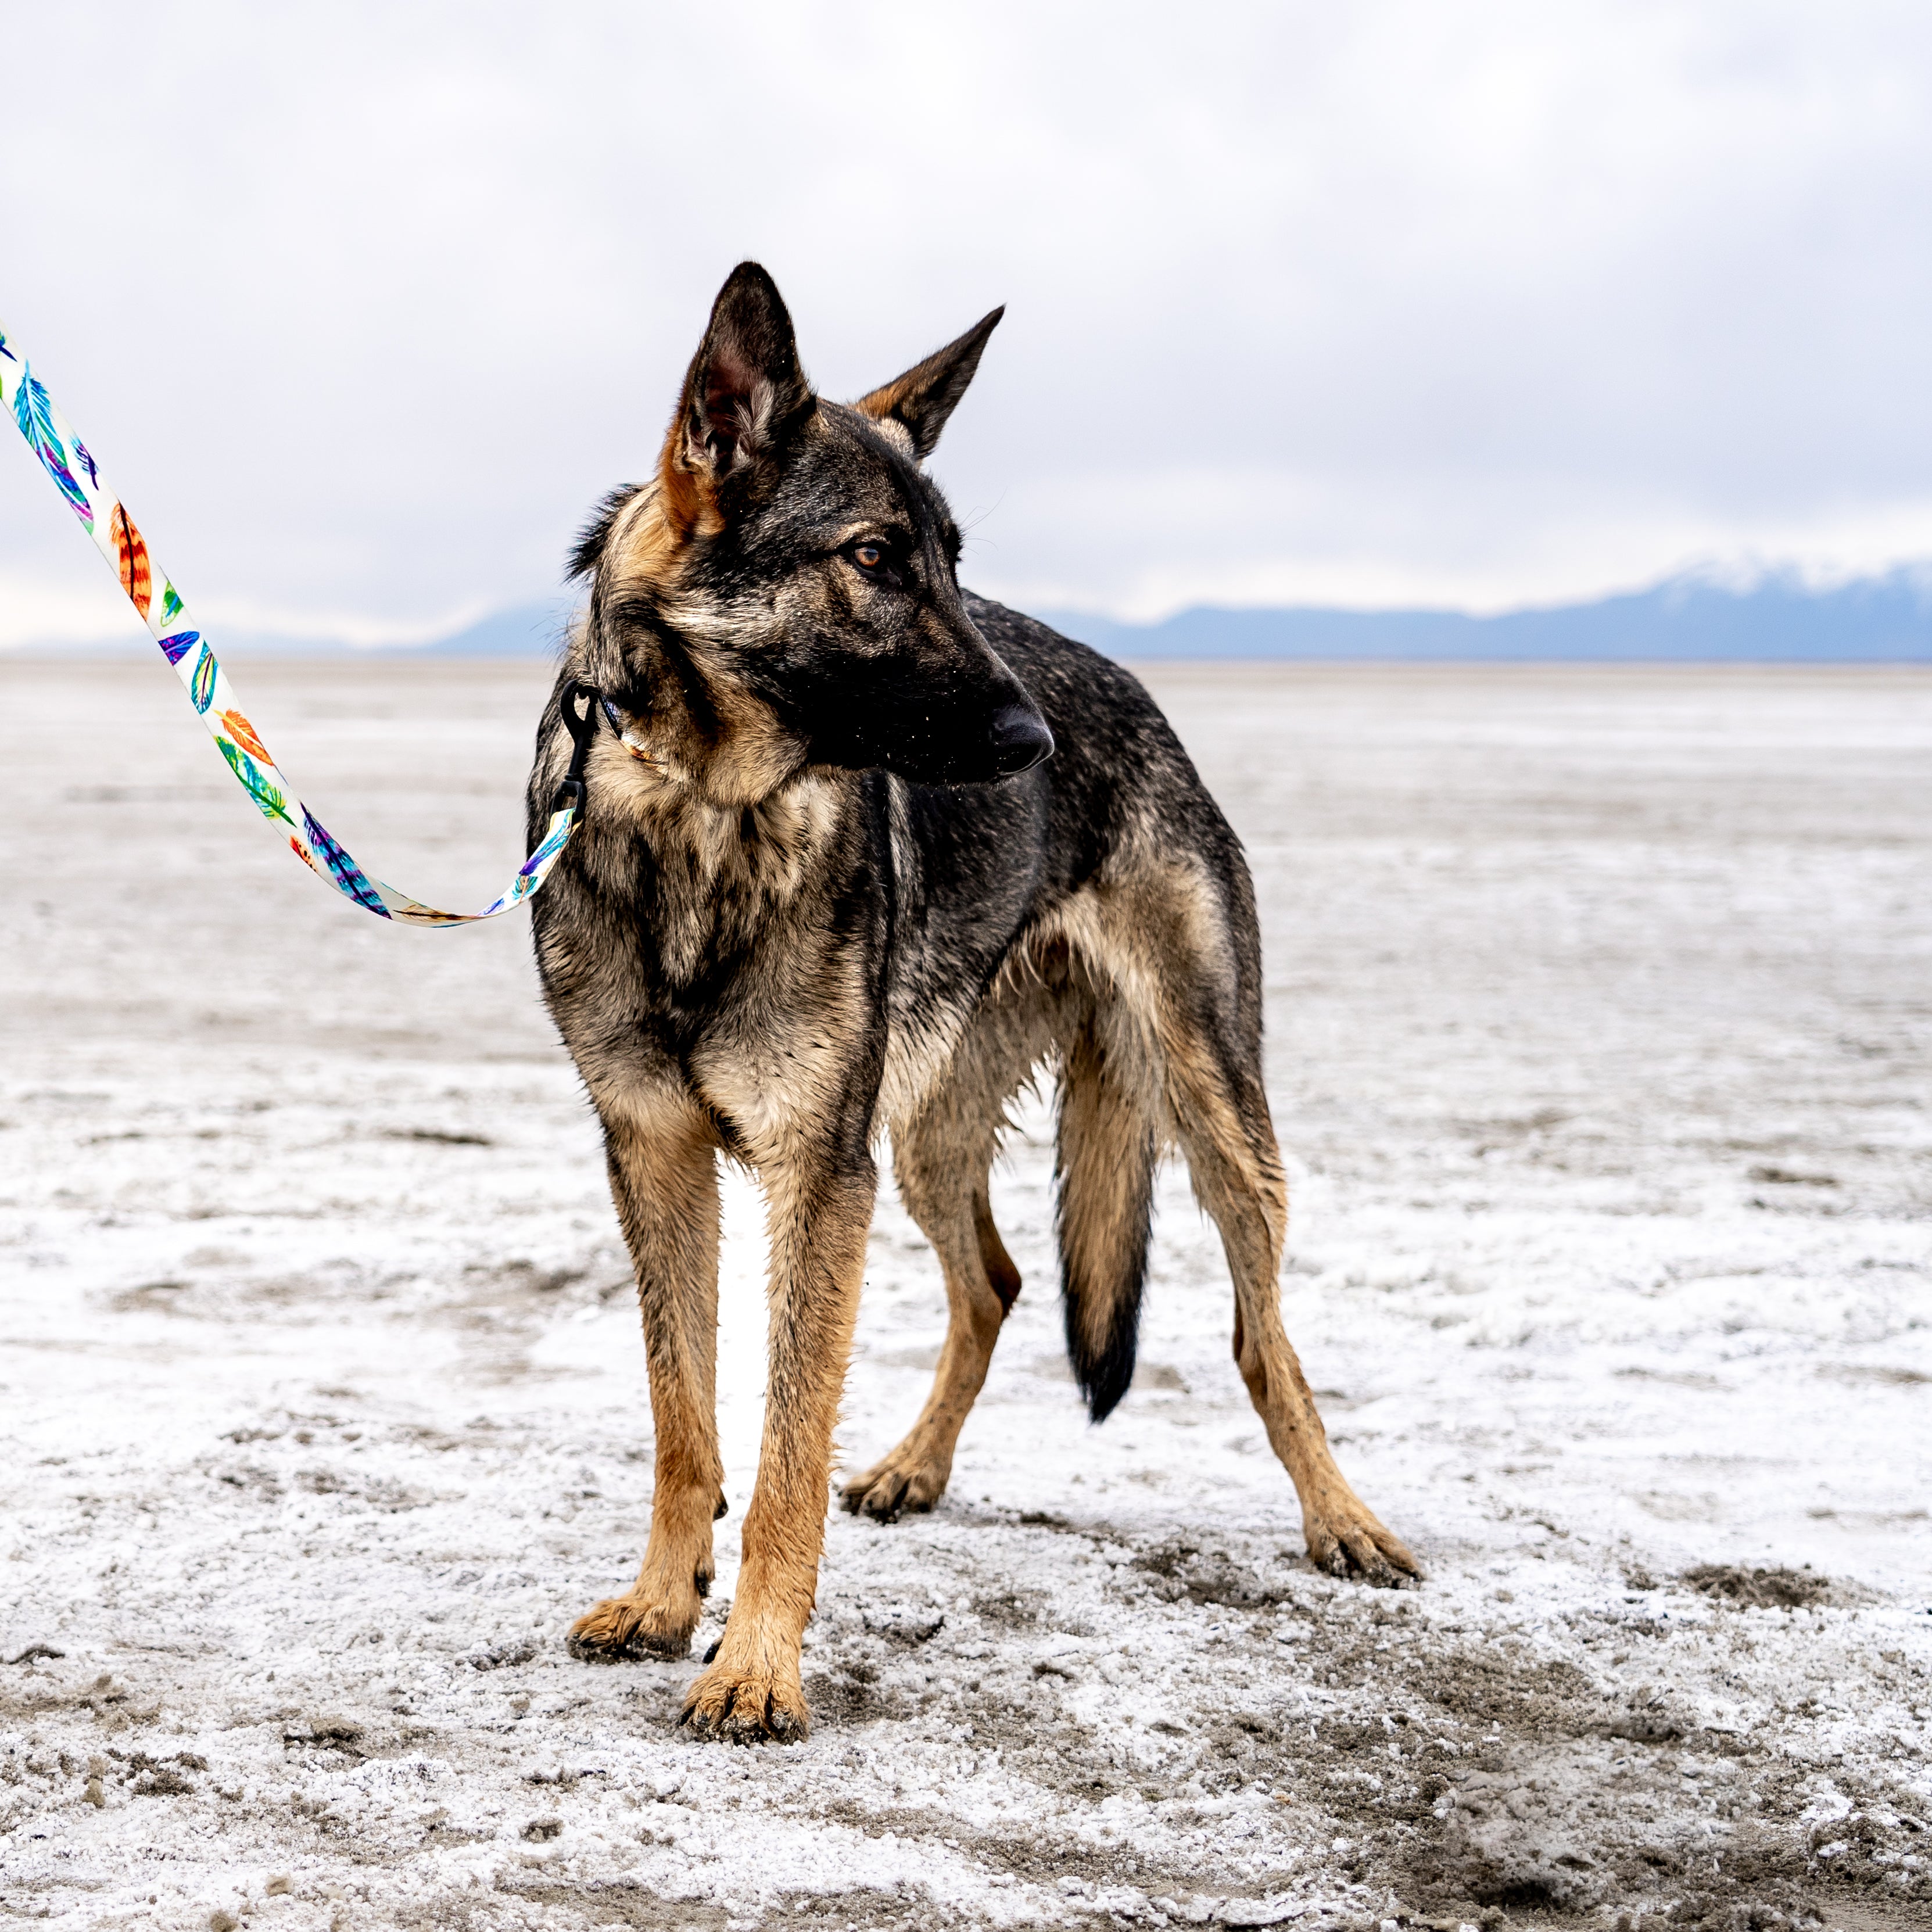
682, 1153, 873, 1743
568, 1099, 725, 1662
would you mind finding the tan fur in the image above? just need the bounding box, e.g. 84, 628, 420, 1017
587, 649, 809, 813
685, 1162, 872, 1741
607, 481, 695, 589
568, 1082, 725, 1662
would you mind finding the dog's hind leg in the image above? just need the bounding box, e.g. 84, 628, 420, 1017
842, 1113, 1019, 1521
1156, 979, 1420, 1585
568, 1091, 727, 1662
843, 993, 1053, 1521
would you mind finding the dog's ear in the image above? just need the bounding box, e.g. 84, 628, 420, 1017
855, 307, 1003, 460
662, 262, 814, 527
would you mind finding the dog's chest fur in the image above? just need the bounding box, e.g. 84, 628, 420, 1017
598, 757, 854, 982
533, 743, 1034, 1154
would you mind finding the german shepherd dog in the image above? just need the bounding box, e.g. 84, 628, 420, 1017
525, 263, 1418, 1743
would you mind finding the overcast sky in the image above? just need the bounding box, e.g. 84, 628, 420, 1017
7, 1, 1932, 646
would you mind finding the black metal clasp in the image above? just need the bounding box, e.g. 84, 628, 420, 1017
553, 678, 605, 813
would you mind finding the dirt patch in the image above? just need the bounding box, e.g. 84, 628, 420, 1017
1133, 1536, 1292, 1608
487, 1881, 732, 1929
970, 1587, 1044, 1628
1682, 1564, 1831, 1609
801, 1662, 913, 1729
1403, 1643, 1601, 1735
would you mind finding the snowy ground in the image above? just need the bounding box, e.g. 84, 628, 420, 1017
1, 656, 1928, 1932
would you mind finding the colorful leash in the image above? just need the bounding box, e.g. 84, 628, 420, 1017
0, 319, 601, 926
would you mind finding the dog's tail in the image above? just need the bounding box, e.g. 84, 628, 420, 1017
1055, 1011, 1159, 1423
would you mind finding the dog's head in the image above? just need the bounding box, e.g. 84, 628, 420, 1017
573, 263, 1053, 801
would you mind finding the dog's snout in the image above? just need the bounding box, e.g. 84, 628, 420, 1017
986, 702, 1054, 776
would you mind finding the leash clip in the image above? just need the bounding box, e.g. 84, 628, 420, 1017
554, 678, 605, 814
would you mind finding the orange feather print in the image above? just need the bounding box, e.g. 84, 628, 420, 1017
220, 708, 273, 763
111, 504, 151, 619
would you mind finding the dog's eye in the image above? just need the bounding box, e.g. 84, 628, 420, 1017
852, 543, 884, 572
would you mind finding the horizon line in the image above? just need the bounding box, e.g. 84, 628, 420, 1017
10, 553, 1932, 659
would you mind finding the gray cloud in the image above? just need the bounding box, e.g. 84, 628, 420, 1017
6, 0, 1932, 644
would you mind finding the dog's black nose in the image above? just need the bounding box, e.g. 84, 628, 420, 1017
986, 702, 1054, 776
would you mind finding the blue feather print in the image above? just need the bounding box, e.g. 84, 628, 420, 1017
158, 629, 199, 665
514, 819, 571, 897
11, 364, 92, 526
302, 808, 390, 918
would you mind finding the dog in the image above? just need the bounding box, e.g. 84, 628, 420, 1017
525, 261, 1418, 1743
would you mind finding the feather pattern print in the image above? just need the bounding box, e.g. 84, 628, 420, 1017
189, 641, 218, 713
216, 737, 295, 825
12, 364, 93, 526
2, 320, 589, 924
514, 817, 572, 897
302, 808, 391, 917
112, 505, 152, 618
218, 708, 272, 763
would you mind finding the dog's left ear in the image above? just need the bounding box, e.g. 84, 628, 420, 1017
855, 307, 1003, 460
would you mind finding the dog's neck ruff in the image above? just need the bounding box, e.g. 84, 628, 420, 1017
0, 318, 598, 927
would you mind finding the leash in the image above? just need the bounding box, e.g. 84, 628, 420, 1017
0, 319, 603, 926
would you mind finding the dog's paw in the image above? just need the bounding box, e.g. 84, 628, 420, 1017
680, 1655, 810, 1744
565, 1589, 700, 1663
1302, 1482, 1422, 1588
840, 1448, 947, 1523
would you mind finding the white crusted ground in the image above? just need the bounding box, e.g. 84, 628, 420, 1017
1, 657, 1928, 1932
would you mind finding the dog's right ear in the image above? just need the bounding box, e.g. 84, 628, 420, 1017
661, 262, 814, 531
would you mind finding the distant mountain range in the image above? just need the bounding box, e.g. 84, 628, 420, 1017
414, 602, 578, 656
429, 566, 1932, 662
1036, 565, 1932, 661
31, 563, 1932, 661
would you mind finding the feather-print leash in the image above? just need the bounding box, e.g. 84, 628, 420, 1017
0, 320, 603, 926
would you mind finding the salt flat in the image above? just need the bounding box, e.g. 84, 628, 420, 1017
1, 656, 1927, 1932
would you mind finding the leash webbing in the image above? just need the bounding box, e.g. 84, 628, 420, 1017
0, 320, 598, 926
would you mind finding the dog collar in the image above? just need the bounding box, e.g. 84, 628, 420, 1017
597, 695, 666, 770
